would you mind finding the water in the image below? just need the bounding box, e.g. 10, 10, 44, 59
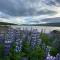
11, 26, 60, 33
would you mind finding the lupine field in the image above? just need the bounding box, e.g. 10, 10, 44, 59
0, 26, 60, 60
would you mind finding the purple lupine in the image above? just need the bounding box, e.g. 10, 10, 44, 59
4, 27, 15, 55
0, 33, 4, 43
15, 29, 22, 52
55, 54, 60, 60
30, 29, 40, 48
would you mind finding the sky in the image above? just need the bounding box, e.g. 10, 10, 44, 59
0, 0, 60, 24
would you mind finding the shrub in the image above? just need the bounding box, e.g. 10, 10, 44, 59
29, 45, 45, 60
0, 43, 4, 60
50, 48, 58, 56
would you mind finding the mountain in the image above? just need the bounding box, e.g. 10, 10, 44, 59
0, 22, 17, 25
20, 23, 60, 27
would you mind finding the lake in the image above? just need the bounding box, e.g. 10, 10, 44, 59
11, 26, 60, 33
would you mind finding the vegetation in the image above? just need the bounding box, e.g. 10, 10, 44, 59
9, 42, 16, 60
22, 41, 31, 58
0, 30, 60, 60
50, 48, 58, 57
0, 22, 17, 25
50, 30, 60, 54
0, 43, 4, 60
29, 45, 45, 60
20, 39, 45, 60
51, 39, 60, 54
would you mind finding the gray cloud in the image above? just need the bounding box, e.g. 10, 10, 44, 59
41, 17, 60, 23
0, 0, 60, 24
0, 0, 57, 17
0, 11, 11, 19
41, 0, 56, 6
37, 10, 56, 15
56, 0, 60, 3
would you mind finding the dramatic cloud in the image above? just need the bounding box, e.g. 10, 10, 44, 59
42, 17, 60, 23
0, 0, 60, 24
56, 0, 60, 3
